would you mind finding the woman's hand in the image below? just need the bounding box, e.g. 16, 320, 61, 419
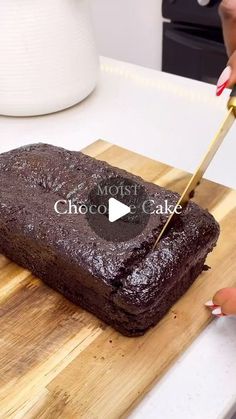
206, 1, 236, 317
216, 0, 236, 94
206, 289, 236, 317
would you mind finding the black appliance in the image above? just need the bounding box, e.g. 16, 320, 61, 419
162, 0, 228, 84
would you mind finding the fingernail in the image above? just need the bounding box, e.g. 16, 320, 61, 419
205, 300, 217, 308
216, 66, 231, 96
212, 307, 227, 317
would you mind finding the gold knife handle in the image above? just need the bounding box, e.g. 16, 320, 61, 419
227, 85, 236, 112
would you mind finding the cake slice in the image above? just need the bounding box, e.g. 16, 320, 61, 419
0, 144, 220, 336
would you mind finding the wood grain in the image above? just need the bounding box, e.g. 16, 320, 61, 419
0, 140, 235, 419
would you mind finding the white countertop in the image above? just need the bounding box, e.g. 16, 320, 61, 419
0, 57, 236, 419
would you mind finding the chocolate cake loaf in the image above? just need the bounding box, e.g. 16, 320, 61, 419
0, 144, 220, 336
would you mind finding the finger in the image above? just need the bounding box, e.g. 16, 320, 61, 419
222, 297, 236, 315
219, 0, 236, 56
213, 288, 236, 315
213, 287, 235, 305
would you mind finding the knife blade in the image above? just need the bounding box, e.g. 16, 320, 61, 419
153, 88, 236, 250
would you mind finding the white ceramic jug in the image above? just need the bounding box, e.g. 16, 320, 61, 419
0, 0, 99, 116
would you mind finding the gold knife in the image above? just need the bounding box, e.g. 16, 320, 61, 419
153, 87, 236, 250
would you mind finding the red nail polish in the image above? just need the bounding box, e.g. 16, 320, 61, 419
216, 66, 231, 96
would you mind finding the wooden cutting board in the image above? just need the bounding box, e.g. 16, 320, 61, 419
0, 140, 236, 419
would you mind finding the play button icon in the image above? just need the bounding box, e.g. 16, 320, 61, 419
108, 198, 131, 223
86, 175, 150, 242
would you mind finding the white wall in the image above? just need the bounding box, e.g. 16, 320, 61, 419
89, 0, 163, 70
